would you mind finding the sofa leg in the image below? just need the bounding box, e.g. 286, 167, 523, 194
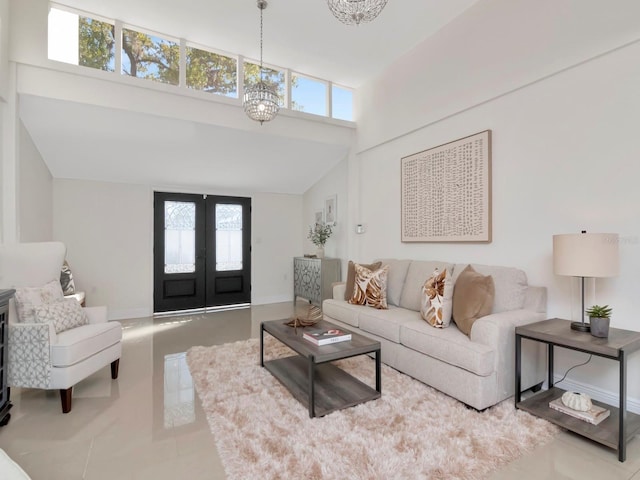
60, 388, 72, 413
111, 359, 120, 379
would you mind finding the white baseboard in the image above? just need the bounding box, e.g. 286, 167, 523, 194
108, 307, 152, 321
552, 375, 640, 415
251, 294, 292, 305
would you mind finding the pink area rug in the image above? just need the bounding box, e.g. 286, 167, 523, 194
187, 337, 558, 480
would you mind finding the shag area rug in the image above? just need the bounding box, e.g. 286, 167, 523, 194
187, 337, 558, 480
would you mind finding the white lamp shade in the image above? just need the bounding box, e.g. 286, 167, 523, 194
553, 233, 619, 278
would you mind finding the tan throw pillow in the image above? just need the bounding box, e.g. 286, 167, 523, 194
349, 263, 389, 309
452, 265, 495, 336
14, 279, 65, 323
33, 298, 89, 334
420, 267, 454, 328
344, 260, 382, 301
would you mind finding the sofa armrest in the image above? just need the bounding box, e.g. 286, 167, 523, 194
524, 286, 547, 313
8, 322, 54, 388
332, 282, 346, 300
85, 306, 108, 324
471, 309, 546, 399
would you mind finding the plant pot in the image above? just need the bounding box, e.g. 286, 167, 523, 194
590, 316, 610, 338
316, 247, 325, 259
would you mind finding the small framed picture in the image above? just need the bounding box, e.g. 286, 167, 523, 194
315, 211, 324, 224
325, 195, 337, 225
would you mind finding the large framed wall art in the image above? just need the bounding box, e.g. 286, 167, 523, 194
401, 130, 492, 243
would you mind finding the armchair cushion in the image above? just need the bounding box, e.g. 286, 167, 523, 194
14, 280, 64, 323
51, 322, 122, 367
33, 298, 88, 333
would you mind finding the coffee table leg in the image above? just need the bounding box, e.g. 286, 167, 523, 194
308, 355, 315, 418
260, 322, 264, 367
376, 348, 381, 393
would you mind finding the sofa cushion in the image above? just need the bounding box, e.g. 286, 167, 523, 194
400, 261, 454, 312
51, 321, 122, 367
420, 267, 454, 328
344, 261, 382, 301
452, 265, 495, 336
322, 299, 361, 328
453, 263, 527, 313
400, 318, 495, 377
376, 259, 411, 306
349, 264, 389, 309
358, 306, 418, 343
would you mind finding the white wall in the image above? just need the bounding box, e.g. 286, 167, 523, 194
53, 179, 153, 320
252, 192, 303, 304
19, 120, 52, 241
53, 179, 303, 319
350, 3, 640, 405
302, 155, 349, 278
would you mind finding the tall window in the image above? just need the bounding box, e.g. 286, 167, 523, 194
122, 28, 179, 85
186, 46, 237, 97
291, 74, 327, 116
244, 61, 286, 106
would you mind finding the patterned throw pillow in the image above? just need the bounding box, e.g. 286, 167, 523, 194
33, 298, 89, 334
60, 260, 76, 296
14, 279, 65, 323
420, 267, 454, 328
349, 263, 389, 309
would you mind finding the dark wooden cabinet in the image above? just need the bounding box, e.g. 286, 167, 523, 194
0, 289, 14, 426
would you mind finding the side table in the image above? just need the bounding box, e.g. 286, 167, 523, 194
515, 318, 640, 462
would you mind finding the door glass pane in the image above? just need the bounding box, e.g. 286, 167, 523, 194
216, 204, 242, 271
164, 201, 196, 273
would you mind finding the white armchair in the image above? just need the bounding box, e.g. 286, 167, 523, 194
0, 242, 122, 413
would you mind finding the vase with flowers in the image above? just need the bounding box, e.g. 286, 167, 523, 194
308, 222, 333, 258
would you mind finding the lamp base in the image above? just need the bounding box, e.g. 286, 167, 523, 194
571, 321, 591, 332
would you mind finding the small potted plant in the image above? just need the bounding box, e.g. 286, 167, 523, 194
585, 304, 612, 338
307, 222, 333, 258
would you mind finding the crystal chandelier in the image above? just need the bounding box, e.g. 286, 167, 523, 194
327, 0, 388, 25
243, 0, 279, 124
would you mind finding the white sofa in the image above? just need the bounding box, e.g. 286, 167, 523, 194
322, 259, 546, 410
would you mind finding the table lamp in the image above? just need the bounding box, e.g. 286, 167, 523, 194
553, 231, 619, 332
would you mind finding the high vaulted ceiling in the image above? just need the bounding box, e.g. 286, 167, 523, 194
19, 0, 482, 195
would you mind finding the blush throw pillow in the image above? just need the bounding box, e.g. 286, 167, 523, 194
420, 267, 454, 328
349, 263, 389, 309
344, 260, 382, 301
14, 279, 65, 323
452, 265, 495, 336
33, 298, 89, 334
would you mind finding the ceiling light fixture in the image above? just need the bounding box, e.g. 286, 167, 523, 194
243, 0, 279, 124
327, 0, 388, 26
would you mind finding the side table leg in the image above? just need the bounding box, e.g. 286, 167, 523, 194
548, 343, 554, 389
619, 350, 627, 462
308, 355, 316, 418
515, 334, 522, 405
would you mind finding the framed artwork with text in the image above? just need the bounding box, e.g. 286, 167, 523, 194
401, 130, 492, 242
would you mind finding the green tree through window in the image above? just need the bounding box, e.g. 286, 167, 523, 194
79, 16, 115, 71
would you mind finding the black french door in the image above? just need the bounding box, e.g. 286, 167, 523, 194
153, 192, 251, 313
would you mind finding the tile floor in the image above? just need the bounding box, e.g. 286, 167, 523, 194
1, 301, 639, 479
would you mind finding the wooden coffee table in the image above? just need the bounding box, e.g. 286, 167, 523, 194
260, 319, 381, 418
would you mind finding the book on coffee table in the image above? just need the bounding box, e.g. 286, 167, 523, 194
548, 398, 610, 425
303, 328, 352, 346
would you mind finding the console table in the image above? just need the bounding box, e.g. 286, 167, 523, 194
515, 318, 640, 462
293, 257, 341, 307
